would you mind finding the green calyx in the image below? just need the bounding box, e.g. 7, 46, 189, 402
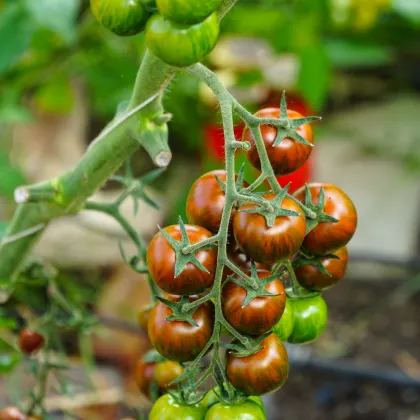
272, 91, 320, 147
301, 184, 339, 234
143, 349, 166, 364
293, 253, 340, 277
240, 185, 300, 228
159, 217, 211, 278
221, 331, 272, 358
228, 262, 284, 308
157, 296, 200, 327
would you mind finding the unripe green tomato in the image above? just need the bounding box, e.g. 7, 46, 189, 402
145, 13, 220, 67
205, 400, 266, 420
149, 394, 207, 419
203, 388, 265, 415
90, 0, 149, 37
156, 0, 222, 24
273, 298, 294, 341
287, 295, 328, 344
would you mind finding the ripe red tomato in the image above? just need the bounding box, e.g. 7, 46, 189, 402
294, 183, 357, 255
147, 224, 217, 295
295, 246, 349, 291
233, 194, 306, 264
186, 170, 247, 233
136, 360, 157, 398
242, 108, 314, 176
18, 329, 44, 355
226, 334, 289, 396
0, 407, 38, 420
148, 296, 214, 362
222, 270, 286, 335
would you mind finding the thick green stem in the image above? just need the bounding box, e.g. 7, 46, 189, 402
0, 51, 174, 294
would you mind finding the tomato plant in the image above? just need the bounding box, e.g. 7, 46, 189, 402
90, 0, 149, 36
157, 0, 222, 24
294, 183, 358, 256
233, 194, 306, 264
147, 224, 217, 295
145, 13, 220, 67
226, 334, 289, 396
295, 246, 349, 291
148, 296, 214, 362
287, 295, 328, 344
222, 270, 286, 335
18, 330, 44, 355
149, 394, 207, 420
205, 400, 266, 420
242, 108, 314, 176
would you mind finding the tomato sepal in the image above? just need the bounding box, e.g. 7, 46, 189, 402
220, 331, 272, 358
156, 296, 201, 327
292, 253, 340, 278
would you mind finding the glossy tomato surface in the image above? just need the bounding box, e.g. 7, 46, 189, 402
288, 295, 328, 344
294, 183, 357, 256
205, 400, 266, 420
147, 224, 217, 295
0, 407, 27, 420
295, 246, 348, 291
272, 297, 294, 341
226, 334, 289, 396
242, 108, 313, 176
233, 195, 306, 264
155, 360, 184, 389
222, 270, 286, 335
202, 389, 265, 414
90, 0, 149, 36
157, 0, 222, 24
145, 13, 220, 67
149, 394, 207, 420
19, 329, 44, 355
186, 170, 247, 233
148, 297, 214, 362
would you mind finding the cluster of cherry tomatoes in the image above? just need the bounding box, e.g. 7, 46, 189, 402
90, 0, 221, 67
141, 105, 358, 418
0, 330, 44, 420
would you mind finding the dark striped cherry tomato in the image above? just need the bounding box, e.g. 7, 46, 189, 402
242, 108, 314, 176
148, 297, 214, 362
295, 246, 348, 291
226, 334, 289, 396
18, 329, 44, 355
233, 194, 306, 264
294, 183, 357, 256
147, 224, 217, 296
222, 270, 286, 336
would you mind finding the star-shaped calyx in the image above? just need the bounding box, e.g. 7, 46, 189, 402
301, 185, 339, 234
156, 295, 201, 327
293, 252, 340, 277
159, 216, 211, 278
214, 163, 247, 194
228, 262, 284, 308
220, 331, 272, 357
272, 91, 321, 147
240, 184, 300, 228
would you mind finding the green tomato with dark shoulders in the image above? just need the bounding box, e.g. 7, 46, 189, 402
145, 13, 220, 67
157, 0, 222, 24
90, 0, 149, 36
149, 394, 207, 420
273, 297, 295, 341
205, 400, 266, 420
287, 294, 328, 344
203, 388, 265, 415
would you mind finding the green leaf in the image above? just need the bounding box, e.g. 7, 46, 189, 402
392, 0, 420, 26
23, 0, 81, 43
0, 338, 21, 374
0, 2, 37, 74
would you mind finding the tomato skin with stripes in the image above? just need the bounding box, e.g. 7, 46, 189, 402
145, 13, 220, 67
90, 0, 149, 36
